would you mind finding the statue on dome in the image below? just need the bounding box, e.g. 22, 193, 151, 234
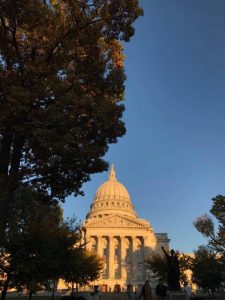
161, 246, 180, 291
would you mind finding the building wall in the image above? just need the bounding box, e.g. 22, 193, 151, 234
83, 221, 170, 291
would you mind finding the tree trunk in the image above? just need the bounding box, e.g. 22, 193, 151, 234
0, 131, 11, 241
0, 188, 9, 242
51, 280, 56, 300
0, 132, 12, 175
0, 133, 24, 242
71, 282, 74, 294
28, 290, 33, 300
1, 272, 11, 300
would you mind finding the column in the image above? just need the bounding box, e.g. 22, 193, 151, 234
100, 236, 109, 279
143, 236, 148, 257
132, 237, 137, 282
143, 237, 147, 281
97, 236, 105, 279
109, 236, 114, 279
120, 236, 126, 280
97, 236, 103, 257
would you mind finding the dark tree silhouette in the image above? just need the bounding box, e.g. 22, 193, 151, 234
0, 0, 143, 239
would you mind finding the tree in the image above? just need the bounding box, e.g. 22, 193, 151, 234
10, 219, 87, 300
178, 254, 193, 285
192, 246, 224, 296
0, 0, 143, 239
194, 195, 225, 254
145, 253, 167, 283
63, 249, 103, 293
0, 187, 65, 300
145, 252, 193, 286
0, 187, 103, 300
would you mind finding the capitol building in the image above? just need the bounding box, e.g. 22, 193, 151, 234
82, 165, 170, 292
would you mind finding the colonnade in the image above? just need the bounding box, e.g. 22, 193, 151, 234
86, 235, 146, 281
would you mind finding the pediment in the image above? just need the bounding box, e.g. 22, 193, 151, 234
84, 215, 152, 231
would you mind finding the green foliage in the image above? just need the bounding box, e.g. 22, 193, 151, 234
178, 253, 193, 285
193, 196, 225, 292
0, 0, 143, 237
0, 187, 103, 298
192, 246, 224, 292
194, 195, 225, 253
145, 252, 193, 286
145, 253, 167, 282
0, 188, 71, 295
63, 249, 103, 289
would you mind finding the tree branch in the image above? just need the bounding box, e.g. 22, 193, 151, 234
208, 232, 225, 250
0, 132, 12, 176
8, 134, 25, 192
11, 17, 24, 81
46, 17, 110, 65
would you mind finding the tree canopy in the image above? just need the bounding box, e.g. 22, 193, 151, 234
0, 0, 143, 238
193, 196, 225, 294
0, 187, 103, 300
145, 253, 167, 283
194, 195, 225, 254
63, 249, 103, 293
145, 252, 192, 286
192, 246, 224, 294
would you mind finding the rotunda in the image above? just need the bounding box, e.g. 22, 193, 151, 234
83, 165, 170, 292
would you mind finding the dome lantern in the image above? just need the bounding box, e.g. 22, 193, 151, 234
109, 164, 116, 181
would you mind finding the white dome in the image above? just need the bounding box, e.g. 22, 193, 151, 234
86, 165, 137, 219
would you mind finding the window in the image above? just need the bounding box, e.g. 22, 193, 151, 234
114, 247, 119, 261
136, 269, 143, 281
91, 244, 97, 253
126, 248, 131, 263
90, 237, 97, 253
114, 268, 121, 279
103, 247, 108, 258
102, 269, 109, 279
137, 254, 143, 263
126, 269, 132, 280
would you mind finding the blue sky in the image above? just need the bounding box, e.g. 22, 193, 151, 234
62, 0, 225, 253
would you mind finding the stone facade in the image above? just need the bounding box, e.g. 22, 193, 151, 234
82, 166, 170, 291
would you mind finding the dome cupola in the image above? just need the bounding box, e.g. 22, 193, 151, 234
86, 165, 137, 219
